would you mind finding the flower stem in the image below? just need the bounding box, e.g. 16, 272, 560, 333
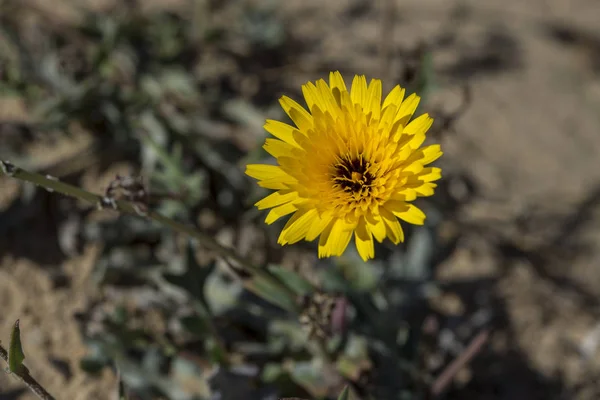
0, 342, 56, 400
0, 160, 300, 312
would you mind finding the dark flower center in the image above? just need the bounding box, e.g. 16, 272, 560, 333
332, 155, 374, 194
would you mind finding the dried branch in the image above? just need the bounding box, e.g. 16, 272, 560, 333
430, 329, 490, 396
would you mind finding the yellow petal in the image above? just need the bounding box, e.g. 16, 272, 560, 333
278, 208, 318, 245
318, 219, 336, 257
414, 183, 436, 196
382, 85, 405, 111
319, 218, 354, 257
401, 177, 438, 197
364, 78, 382, 121
379, 104, 398, 131
350, 75, 368, 107
264, 119, 300, 146
338, 90, 355, 114
420, 144, 443, 164
305, 210, 333, 241
355, 217, 374, 261
382, 199, 403, 212
316, 79, 340, 116
418, 167, 442, 182
402, 161, 424, 175
380, 208, 404, 244
390, 203, 426, 225
279, 96, 313, 131
255, 190, 297, 210
404, 113, 433, 148
265, 203, 297, 224
403, 113, 433, 135
263, 138, 294, 158
329, 71, 348, 107
301, 82, 322, 113
246, 164, 295, 189
246, 164, 284, 180
395, 93, 420, 126
390, 191, 418, 202
366, 212, 386, 243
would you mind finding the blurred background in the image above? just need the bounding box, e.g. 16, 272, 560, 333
1, 0, 600, 399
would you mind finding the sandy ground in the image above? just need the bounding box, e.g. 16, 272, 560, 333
1, 0, 600, 398
0, 247, 117, 400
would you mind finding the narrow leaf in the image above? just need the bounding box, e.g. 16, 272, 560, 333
8, 320, 25, 373
247, 274, 297, 312
337, 386, 350, 400
267, 265, 314, 296
118, 375, 128, 400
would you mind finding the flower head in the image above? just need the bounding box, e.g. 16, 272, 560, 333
246, 72, 442, 261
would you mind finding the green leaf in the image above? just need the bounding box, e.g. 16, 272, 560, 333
338, 386, 350, 400
8, 320, 25, 374
118, 375, 129, 400
247, 274, 297, 312
267, 265, 314, 296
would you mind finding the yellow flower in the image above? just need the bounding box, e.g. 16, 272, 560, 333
246, 72, 442, 261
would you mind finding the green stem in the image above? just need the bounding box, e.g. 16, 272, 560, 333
0, 160, 300, 312
0, 342, 56, 400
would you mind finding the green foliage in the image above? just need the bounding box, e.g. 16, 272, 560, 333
0, 1, 461, 400
8, 320, 26, 374
337, 386, 350, 400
